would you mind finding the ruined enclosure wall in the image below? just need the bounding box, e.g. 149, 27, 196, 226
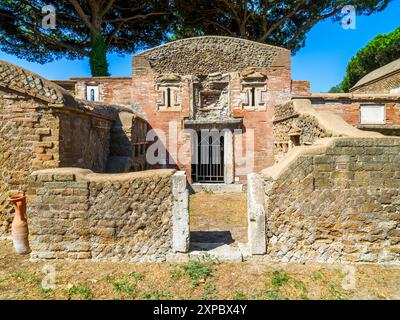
273, 101, 330, 161
263, 138, 400, 264
109, 112, 149, 172
28, 168, 177, 262
57, 110, 112, 172
291, 80, 311, 96
0, 92, 115, 236
309, 96, 400, 127
0, 91, 60, 236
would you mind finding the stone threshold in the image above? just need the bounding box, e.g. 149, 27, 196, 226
190, 183, 243, 193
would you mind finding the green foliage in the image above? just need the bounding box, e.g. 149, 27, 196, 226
106, 272, 145, 299
201, 282, 218, 300
67, 284, 94, 300
271, 270, 289, 288
169, 266, 183, 280
339, 27, 400, 92
173, 0, 393, 53
139, 288, 172, 300
90, 35, 109, 77
329, 84, 344, 93
107, 275, 135, 294
0, 0, 170, 76
233, 290, 248, 300
182, 256, 217, 287
265, 290, 288, 300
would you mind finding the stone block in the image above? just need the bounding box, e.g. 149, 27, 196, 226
247, 173, 266, 255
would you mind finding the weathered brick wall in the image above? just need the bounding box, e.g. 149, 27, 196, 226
28, 168, 176, 262
291, 80, 311, 96
109, 112, 149, 172
0, 59, 150, 238
351, 72, 400, 94
74, 78, 133, 106
0, 92, 117, 236
57, 110, 112, 172
263, 137, 400, 264
0, 90, 60, 236
308, 95, 400, 128
131, 74, 191, 175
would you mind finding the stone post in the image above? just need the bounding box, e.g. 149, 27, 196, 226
172, 171, 190, 253
224, 130, 234, 184
247, 173, 266, 255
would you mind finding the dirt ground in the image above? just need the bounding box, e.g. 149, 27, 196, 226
1, 192, 399, 300
189, 192, 248, 245
1, 240, 400, 300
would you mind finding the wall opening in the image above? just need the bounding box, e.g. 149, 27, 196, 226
191, 131, 225, 183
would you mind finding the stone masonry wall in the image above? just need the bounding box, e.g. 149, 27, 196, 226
0, 90, 59, 236
134, 36, 290, 76
273, 101, 330, 161
0, 91, 115, 236
28, 168, 177, 262
263, 137, 400, 264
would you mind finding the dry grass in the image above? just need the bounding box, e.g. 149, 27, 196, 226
190, 192, 248, 244
1, 240, 400, 300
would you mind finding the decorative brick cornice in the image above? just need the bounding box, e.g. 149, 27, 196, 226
0, 59, 71, 104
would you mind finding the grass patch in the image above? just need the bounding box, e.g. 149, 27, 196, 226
106, 272, 145, 299
169, 266, 183, 281
322, 283, 349, 300
139, 288, 172, 300
107, 275, 135, 294
233, 290, 248, 300
67, 284, 93, 300
265, 290, 288, 300
182, 256, 218, 287
271, 270, 289, 288
202, 282, 218, 300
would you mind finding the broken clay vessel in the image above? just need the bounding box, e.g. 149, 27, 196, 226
9, 194, 31, 254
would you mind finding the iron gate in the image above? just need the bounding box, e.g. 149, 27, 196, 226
192, 131, 224, 183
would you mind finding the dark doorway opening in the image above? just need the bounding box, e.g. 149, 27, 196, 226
191, 131, 224, 183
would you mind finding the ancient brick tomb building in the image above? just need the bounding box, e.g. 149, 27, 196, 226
0, 36, 399, 264
66, 36, 311, 184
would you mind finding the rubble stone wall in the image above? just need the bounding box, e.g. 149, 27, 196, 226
28, 168, 177, 262
134, 36, 291, 76
273, 101, 330, 161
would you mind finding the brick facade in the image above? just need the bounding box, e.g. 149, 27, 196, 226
0, 60, 149, 237
67, 36, 308, 183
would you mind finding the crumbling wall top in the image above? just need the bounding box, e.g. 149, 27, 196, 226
133, 36, 291, 76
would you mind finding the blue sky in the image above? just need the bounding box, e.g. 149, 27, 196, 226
0, 1, 399, 92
